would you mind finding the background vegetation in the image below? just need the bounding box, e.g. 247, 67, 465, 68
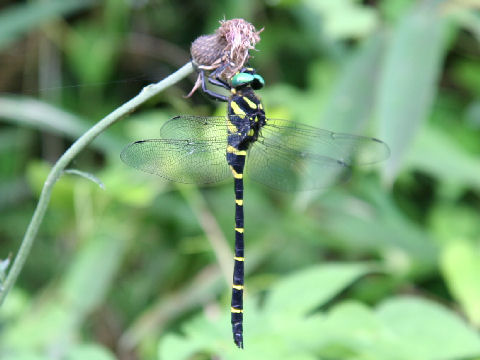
1, 0, 480, 359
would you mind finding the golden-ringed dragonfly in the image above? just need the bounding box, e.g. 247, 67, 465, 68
120, 68, 390, 348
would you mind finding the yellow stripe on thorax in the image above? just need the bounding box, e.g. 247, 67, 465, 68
231, 101, 246, 116
227, 145, 247, 156
243, 96, 257, 109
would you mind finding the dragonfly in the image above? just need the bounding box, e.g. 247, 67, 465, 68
120, 67, 390, 348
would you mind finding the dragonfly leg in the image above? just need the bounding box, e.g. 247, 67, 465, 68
199, 70, 229, 102
207, 75, 230, 90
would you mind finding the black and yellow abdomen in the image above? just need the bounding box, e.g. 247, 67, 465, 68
226, 85, 265, 348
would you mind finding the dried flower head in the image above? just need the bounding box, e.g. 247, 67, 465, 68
188, 18, 262, 97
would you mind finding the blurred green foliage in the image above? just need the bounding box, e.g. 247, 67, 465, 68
0, 0, 479, 359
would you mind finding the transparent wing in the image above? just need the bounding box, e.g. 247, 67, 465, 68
160, 115, 230, 140
120, 138, 230, 184
161, 117, 390, 166
123, 116, 389, 189
247, 140, 350, 191
247, 119, 390, 191
260, 119, 390, 165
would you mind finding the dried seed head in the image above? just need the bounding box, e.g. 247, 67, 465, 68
190, 34, 228, 70
190, 18, 262, 80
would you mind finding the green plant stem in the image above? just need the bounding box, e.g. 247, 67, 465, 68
0, 62, 194, 306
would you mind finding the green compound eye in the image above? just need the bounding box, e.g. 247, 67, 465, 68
251, 74, 265, 90
232, 72, 255, 87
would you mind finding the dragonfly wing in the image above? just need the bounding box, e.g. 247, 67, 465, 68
121, 138, 230, 184
247, 139, 350, 191
247, 118, 389, 191
261, 119, 390, 165
160, 115, 230, 141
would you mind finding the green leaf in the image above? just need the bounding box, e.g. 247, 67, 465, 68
379, 0, 416, 24
100, 165, 158, 207
1, 302, 72, 351
66, 344, 116, 360
315, 301, 384, 355
449, 7, 480, 43
0, 0, 97, 51
465, 101, 480, 127
0, 96, 123, 152
158, 334, 205, 360
377, 2, 448, 181
406, 124, 480, 189
65, 0, 127, 86
320, 34, 384, 133
377, 296, 480, 360
0, 353, 48, 360
429, 204, 480, 245
60, 227, 130, 317
0, 289, 30, 324
1, 226, 130, 351
440, 240, 480, 326
317, 185, 438, 277
323, 301, 381, 338
303, 0, 378, 39
158, 263, 375, 359
265, 263, 373, 318
452, 59, 480, 98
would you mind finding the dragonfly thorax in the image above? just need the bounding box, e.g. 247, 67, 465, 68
227, 87, 266, 151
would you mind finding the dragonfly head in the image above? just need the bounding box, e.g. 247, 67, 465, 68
231, 68, 265, 90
